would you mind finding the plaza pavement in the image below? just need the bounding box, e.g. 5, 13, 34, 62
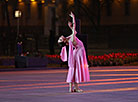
0, 66, 138, 102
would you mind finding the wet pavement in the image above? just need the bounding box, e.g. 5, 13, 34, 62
0, 66, 138, 102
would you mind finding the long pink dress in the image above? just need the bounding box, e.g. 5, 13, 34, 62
60, 37, 90, 83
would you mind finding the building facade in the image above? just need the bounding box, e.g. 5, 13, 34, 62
0, 0, 138, 55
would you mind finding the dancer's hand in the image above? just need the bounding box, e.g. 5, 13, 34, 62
69, 12, 74, 18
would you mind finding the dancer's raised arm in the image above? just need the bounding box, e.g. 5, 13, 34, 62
67, 12, 77, 44
69, 12, 76, 31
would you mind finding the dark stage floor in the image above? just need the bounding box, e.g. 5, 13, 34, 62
0, 66, 138, 102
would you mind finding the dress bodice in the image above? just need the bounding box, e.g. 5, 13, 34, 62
72, 37, 83, 49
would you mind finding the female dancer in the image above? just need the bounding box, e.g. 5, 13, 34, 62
58, 12, 90, 92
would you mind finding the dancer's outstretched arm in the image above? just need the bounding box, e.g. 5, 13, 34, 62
67, 12, 77, 44
69, 12, 76, 31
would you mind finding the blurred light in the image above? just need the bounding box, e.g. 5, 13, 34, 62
30, 0, 35, 2
15, 10, 22, 18
18, 0, 22, 3
52, 0, 56, 3
31, 0, 37, 5
41, 0, 45, 4
18, 1, 25, 6
6, 0, 8, 2
118, 0, 121, 3
83, 0, 88, 4
68, 0, 74, 5
99, 0, 103, 2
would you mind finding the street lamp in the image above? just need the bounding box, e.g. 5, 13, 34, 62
15, 10, 22, 37
15, 10, 22, 56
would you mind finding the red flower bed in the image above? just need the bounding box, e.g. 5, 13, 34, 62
46, 55, 60, 59
45, 55, 61, 64
88, 53, 138, 66
46, 53, 138, 66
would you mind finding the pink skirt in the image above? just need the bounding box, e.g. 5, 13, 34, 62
66, 46, 90, 83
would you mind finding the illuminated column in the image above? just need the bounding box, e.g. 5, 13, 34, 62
44, 0, 56, 36
105, 0, 112, 16
44, 6, 52, 36
125, 0, 130, 16
1, 3, 6, 26
55, 15, 58, 36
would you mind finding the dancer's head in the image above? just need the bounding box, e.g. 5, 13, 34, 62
58, 35, 65, 43
58, 35, 67, 47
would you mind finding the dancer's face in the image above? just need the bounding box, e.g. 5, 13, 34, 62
58, 36, 66, 47
58, 35, 65, 43
58, 35, 69, 47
